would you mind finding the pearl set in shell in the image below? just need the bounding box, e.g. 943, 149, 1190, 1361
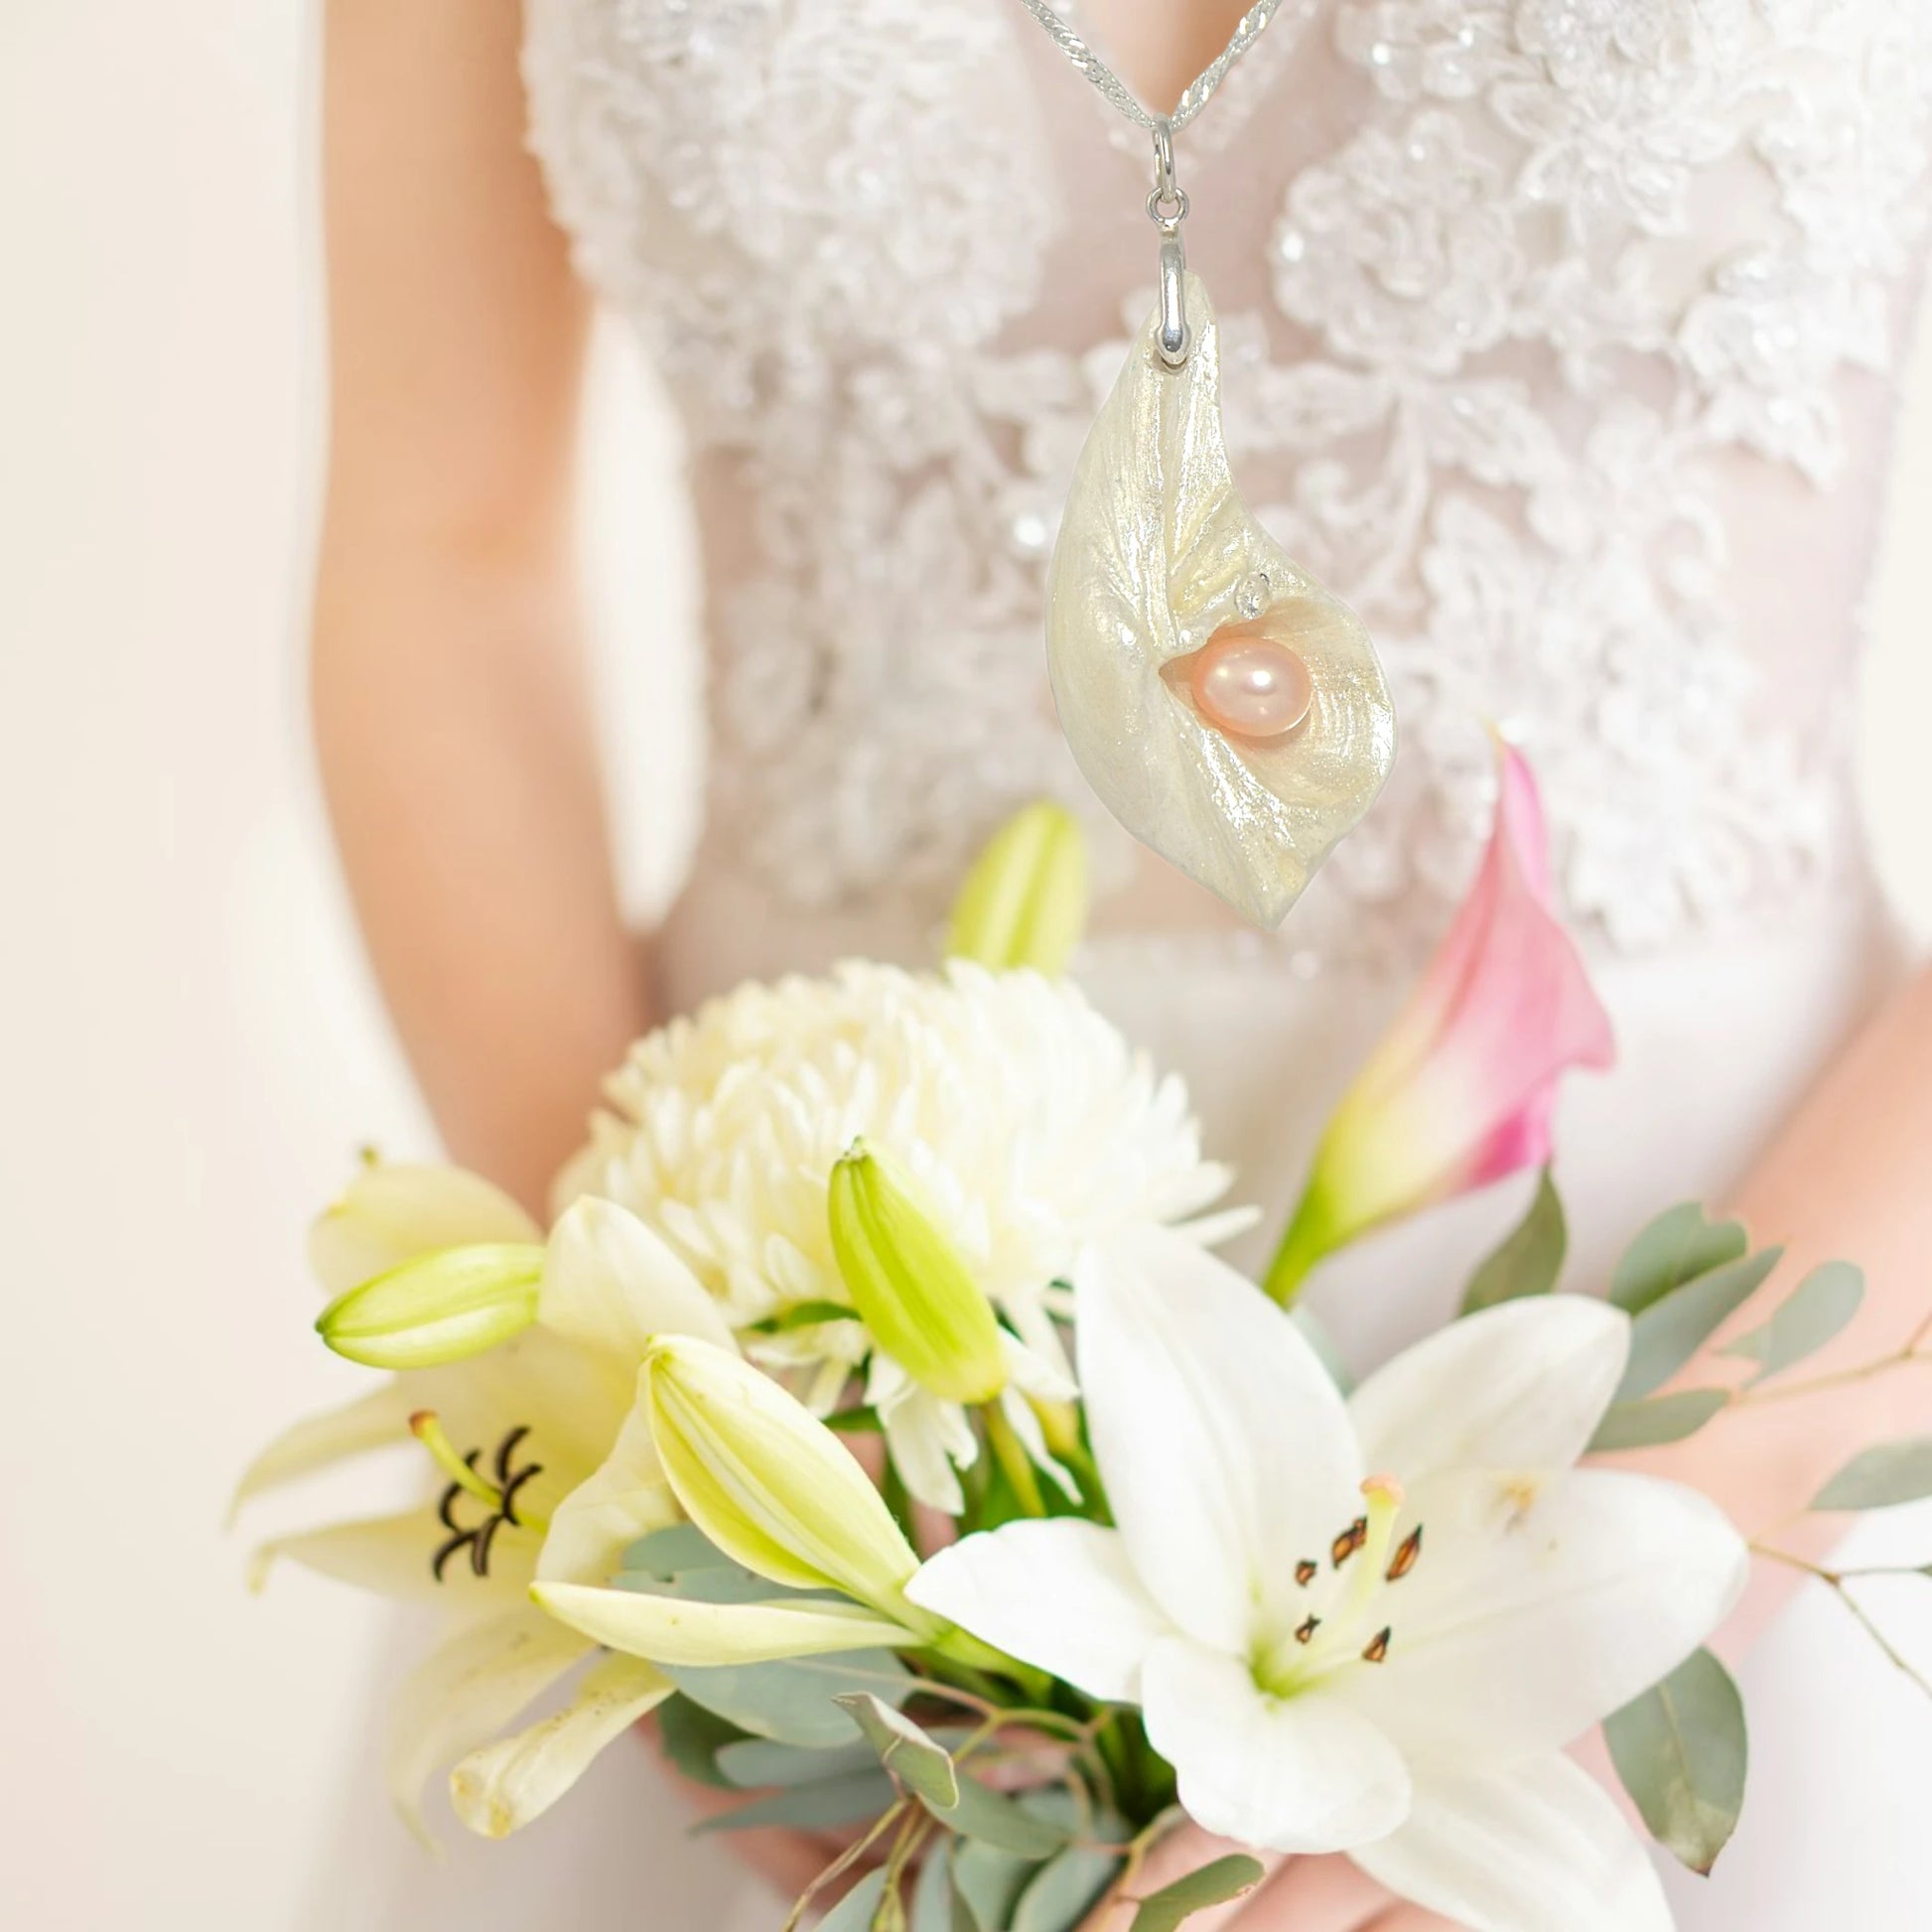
1187, 618, 1315, 742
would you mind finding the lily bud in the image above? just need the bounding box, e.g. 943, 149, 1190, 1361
307, 1159, 541, 1298
316, 1243, 545, 1369
642, 1335, 934, 1625
828, 1143, 1009, 1406
1264, 742, 1614, 1306
946, 800, 1089, 975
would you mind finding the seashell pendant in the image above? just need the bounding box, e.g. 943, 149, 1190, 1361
1044, 271, 1396, 929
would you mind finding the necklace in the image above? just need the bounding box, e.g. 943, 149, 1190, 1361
1016, 2, 1396, 930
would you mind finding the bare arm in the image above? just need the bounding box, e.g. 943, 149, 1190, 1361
313, 0, 651, 1211
1611, 958, 1932, 1644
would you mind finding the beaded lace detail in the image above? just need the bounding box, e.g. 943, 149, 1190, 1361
523, 0, 1931, 966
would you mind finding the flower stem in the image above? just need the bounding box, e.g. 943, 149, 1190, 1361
1752, 1542, 1932, 1703
984, 1402, 1047, 1517
1261, 1185, 1331, 1308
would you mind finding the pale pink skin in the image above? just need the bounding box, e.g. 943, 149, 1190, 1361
1273, 744, 1615, 1290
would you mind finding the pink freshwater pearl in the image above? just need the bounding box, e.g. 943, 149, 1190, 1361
1188, 629, 1314, 741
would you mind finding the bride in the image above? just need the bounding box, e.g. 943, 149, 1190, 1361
309, 2, 1932, 1926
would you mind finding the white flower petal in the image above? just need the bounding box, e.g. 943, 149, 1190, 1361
310, 1162, 541, 1298
229, 1381, 417, 1520
531, 1582, 915, 1667
536, 1396, 681, 1587
1082, 1230, 1362, 1652
385, 1607, 593, 1846
880, 1395, 968, 1516
1349, 1297, 1629, 1483
449, 1653, 670, 1839
1141, 1638, 1411, 1854
541, 1198, 736, 1362
248, 1504, 522, 1603
1343, 1467, 1747, 1765
1352, 1754, 1671, 1932
905, 1521, 1173, 1702
997, 1385, 1078, 1499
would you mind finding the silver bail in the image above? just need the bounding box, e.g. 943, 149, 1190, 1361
1148, 119, 1190, 367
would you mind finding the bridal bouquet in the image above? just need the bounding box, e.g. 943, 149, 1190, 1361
240, 747, 1930, 1932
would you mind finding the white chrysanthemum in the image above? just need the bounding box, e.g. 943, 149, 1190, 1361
556, 960, 1251, 1510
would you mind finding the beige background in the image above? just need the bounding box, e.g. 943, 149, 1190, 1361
2, 4, 1929, 1926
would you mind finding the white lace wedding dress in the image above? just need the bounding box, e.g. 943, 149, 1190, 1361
324, 4, 1932, 1926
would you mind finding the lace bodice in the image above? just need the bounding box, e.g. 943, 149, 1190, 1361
522, 0, 1932, 971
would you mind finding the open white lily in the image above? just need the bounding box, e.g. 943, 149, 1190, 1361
906, 1232, 1748, 1932
240, 1165, 737, 1841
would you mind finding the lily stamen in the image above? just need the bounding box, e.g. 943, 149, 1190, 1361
1387, 1523, 1424, 1583
1362, 1626, 1392, 1664
411, 1411, 502, 1509
413, 1412, 549, 1582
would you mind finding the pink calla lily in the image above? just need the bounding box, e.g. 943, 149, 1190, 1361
1265, 742, 1614, 1304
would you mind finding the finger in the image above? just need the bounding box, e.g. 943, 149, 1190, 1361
1241, 1853, 1399, 1930
1081, 1824, 1286, 1932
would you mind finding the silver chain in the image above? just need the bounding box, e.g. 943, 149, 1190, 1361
1009, 0, 1287, 135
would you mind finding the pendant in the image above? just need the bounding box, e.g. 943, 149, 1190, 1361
1044, 262, 1397, 930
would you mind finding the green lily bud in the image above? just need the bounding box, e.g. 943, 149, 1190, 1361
316, 1242, 545, 1369
828, 1143, 1009, 1406
642, 1335, 937, 1627
946, 800, 1088, 975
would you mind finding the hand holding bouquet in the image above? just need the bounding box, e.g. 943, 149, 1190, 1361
240, 753, 1932, 1931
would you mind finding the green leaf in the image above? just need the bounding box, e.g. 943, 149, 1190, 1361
817, 1870, 892, 1932
836, 1693, 960, 1808
1461, 1167, 1568, 1313
715, 1735, 881, 1790
664, 1649, 913, 1748
925, 1774, 1072, 1858
1603, 1648, 1747, 1874
694, 1768, 898, 1836
1013, 1841, 1125, 1932
743, 1299, 863, 1335
1718, 1261, 1864, 1386
909, 1842, 964, 1932
1609, 1202, 1749, 1313
617, 1523, 782, 1604
1127, 1854, 1268, 1931
1812, 1438, 1932, 1511
1616, 1247, 1782, 1400
952, 1839, 1043, 1931
1589, 1388, 1731, 1453
653, 1693, 749, 1790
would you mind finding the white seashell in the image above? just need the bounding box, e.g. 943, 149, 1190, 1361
1044, 274, 1396, 928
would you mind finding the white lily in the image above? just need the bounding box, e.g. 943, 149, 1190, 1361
905, 1232, 1748, 1932
239, 1165, 738, 1841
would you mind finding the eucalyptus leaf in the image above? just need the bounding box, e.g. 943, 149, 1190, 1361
1461, 1167, 1567, 1313
1616, 1247, 1782, 1401
1609, 1202, 1750, 1314
1719, 1261, 1863, 1386
909, 1842, 963, 1932
1013, 1838, 1125, 1932
952, 1839, 1043, 1931
617, 1523, 783, 1605
653, 1693, 749, 1791
1588, 1389, 1730, 1453
693, 1768, 898, 1836
715, 1735, 881, 1790
1603, 1647, 1747, 1874
836, 1693, 960, 1808
817, 1869, 892, 1932
926, 1774, 1071, 1858
1812, 1438, 1932, 1511
1127, 1854, 1268, 1931
664, 1649, 913, 1747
